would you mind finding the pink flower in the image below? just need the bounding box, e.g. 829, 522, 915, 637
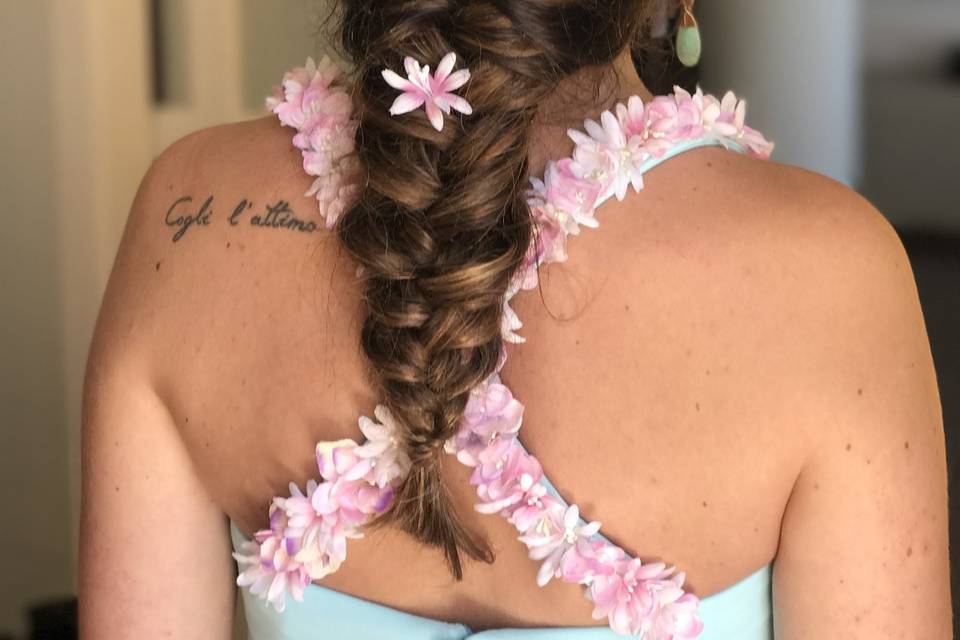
523, 177, 571, 268
234, 440, 404, 612
559, 536, 627, 584
539, 159, 603, 235
297, 110, 354, 171
234, 492, 316, 612
507, 482, 556, 533
519, 504, 602, 587
501, 299, 525, 344
268, 56, 361, 228
524, 201, 569, 269
280, 481, 323, 544
511, 259, 541, 294
643, 96, 684, 157
569, 110, 646, 201
589, 559, 702, 639
675, 87, 775, 159
354, 405, 412, 487
740, 125, 775, 158
234, 533, 311, 612
616, 96, 647, 139
269, 56, 346, 133
315, 440, 370, 483
471, 440, 544, 515
447, 380, 524, 467
382, 53, 473, 132
293, 528, 348, 582
668, 86, 708, 138
283, 481, 356, 580
305, 155, 363, 229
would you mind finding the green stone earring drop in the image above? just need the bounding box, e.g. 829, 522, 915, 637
676, 0, 702, 68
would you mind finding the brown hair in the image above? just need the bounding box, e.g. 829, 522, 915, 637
333, 0, 653, 578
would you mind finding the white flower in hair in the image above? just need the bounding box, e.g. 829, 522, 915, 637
382, 52, 473, 132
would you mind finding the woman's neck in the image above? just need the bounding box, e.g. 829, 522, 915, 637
528, 47, 653, 177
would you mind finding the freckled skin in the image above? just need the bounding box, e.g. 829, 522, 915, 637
81, 97, 951, 637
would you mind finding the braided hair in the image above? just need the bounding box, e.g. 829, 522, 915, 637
334, 0, 653, 578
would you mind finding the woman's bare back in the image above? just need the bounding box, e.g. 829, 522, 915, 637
82, 113, 950, 636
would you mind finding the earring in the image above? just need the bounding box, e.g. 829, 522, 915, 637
676, 0, 702, 68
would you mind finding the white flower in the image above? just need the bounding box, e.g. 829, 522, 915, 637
520, 504, 602, 587
569, 110, 647, 201
501, 298, 525, 344
354, 405, 411, 487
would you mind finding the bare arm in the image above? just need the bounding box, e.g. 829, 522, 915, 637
79, 136, 235, 639
772, 183, 952, 638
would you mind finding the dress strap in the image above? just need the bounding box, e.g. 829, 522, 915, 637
234, 56, 775, 640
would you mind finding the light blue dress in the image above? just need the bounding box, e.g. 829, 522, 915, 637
233, 137, 775, 639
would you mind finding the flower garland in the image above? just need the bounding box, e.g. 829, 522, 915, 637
238, 56, 774, 638
446, 376, 704, 638
265, 56, 362, 229
233, 406, 410, 611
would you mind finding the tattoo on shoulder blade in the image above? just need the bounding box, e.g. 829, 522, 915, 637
164, 195, 319, 242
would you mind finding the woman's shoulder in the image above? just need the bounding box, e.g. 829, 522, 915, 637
148, 114, 311, 203
88, 114, 347, 383
664, 147, 916, 405
625, 145, 912, 344
531, 139, 911, 348
515, 140, 922, 469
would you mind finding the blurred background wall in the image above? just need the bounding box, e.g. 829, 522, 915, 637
0, 2, 73, 634
0, 1, 957, 637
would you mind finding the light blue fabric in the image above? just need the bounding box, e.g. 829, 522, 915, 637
233, 136, 774, 638
231, 523, 771, 640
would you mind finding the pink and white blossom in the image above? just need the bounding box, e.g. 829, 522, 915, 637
501, 298, 525, 344
445, 379, 524, 467
354, 405, 412, 487
519, 504, 602, 587
589, 559, 703, 639
570, 110, 647, 201
382, 53, 473, 132
267, 55, 361, 228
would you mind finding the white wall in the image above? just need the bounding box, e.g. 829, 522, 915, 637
0, 2, 73, 635
0, 1, 322, 635
239, 0, 324, 111
1, 1, 154, 635
697, 0, 960, 232
697, 0, 863, 188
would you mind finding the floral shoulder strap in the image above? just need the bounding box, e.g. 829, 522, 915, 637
234, 56, 774, 639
